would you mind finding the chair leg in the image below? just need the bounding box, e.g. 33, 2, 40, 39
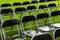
1, 21, 7, 40
22, 24, 26, 40
2, 28, 7, 40
16, 25, 20, 36
0, 30, 4, 40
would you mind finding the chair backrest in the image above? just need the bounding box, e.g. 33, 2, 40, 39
31, 34, 52, 40
37, 13, 49, 20
1, 8, 13, 14
13, 2, 22, 6
15, 7, 26, 13
22, 1, 30, 5
51, 11, 60, 17
31, 1, 38, 4
39, 0, 46, 2
2, 19, 20, 28
47, 0, 55, 2
22, 15, 35, 23
48, 3, 56, 7
1, 3, 11, 7
27, 5, 36, 11
53, 29, 60, 40
38, 5, 47, 9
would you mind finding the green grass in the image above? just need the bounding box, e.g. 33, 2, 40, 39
0, 0, 60, 40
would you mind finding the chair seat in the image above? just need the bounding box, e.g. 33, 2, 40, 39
38, 26, 54, 32
24, 30, 43, 37
51, 23, 60, 27
14, 38, 24, 40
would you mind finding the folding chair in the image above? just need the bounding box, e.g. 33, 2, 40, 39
48, 3, 60, 28
15, 7, 26, 38
50, 11, 60, 28
13, 8, 25, 40
53, 28, 60, 40
1, 19, 22, 40
37, 4, 48, 16
31, 1, 38, 4
21, 15, 42, 37
36, 13, 54, 32
13, 2, 22, 6
1, 3, 11, 7
1, 8, 13, 19
31, 34, 52, 40
48, 3, 56, 11
22, 1, 30, 5
15, 7, 26, 19
26, 5, 36, 15
37, 4, 54, 32
0, 8, 13, 40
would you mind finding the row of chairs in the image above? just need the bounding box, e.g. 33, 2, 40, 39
0, 3, 56, 24
1, 1, 56, 7
1, 3, 59, 39
1, 3, 56, 14
0, 3, 56, 25
0, 6, 60, 40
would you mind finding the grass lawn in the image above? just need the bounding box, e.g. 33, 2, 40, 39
0, 0, 60, 40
